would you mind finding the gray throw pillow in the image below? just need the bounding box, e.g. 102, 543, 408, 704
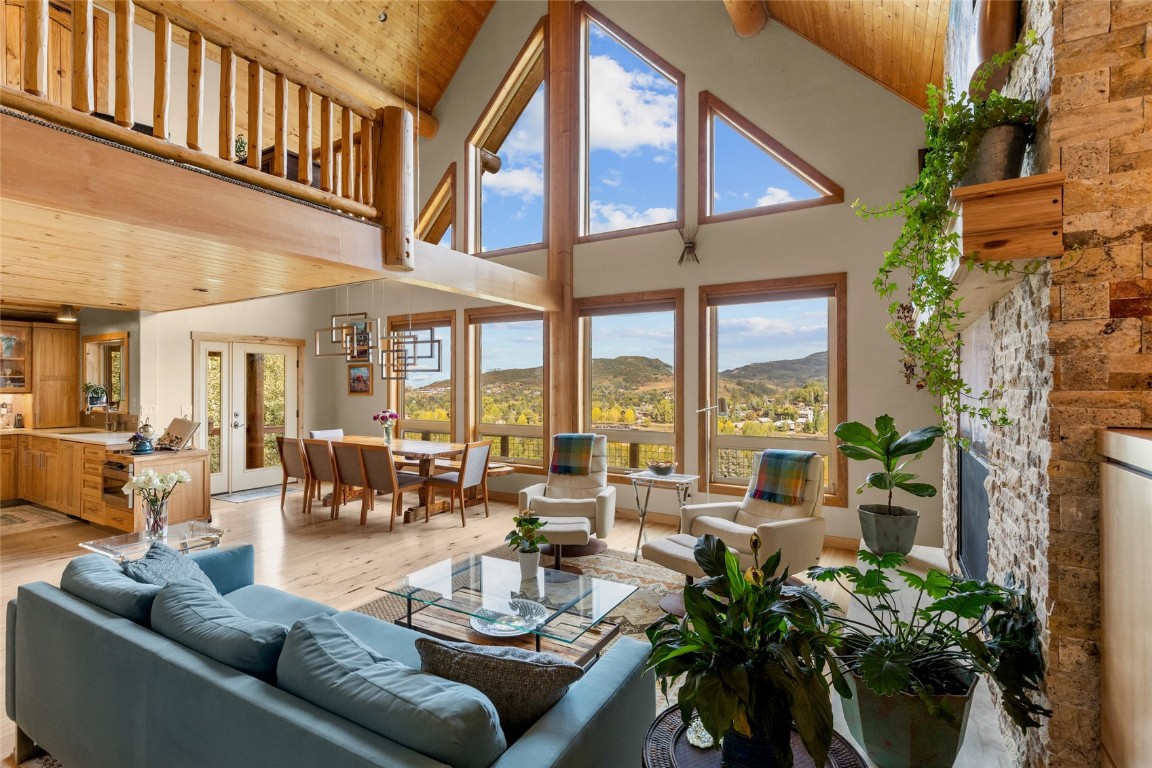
123, 542, 217, 592
416, 637, 584, 741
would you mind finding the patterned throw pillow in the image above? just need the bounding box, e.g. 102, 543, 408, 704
122, 542, 217, 591
416, 637, 584, 741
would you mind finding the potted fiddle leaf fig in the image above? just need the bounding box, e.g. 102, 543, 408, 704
647, 534, 847, 768
809, 551, 1050, 768
835, 415, 944, 556
506, 513, 548, 580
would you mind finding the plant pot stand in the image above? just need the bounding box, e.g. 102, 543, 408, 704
643, 706, 866, 768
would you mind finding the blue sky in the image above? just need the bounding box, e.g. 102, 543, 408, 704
403, 327, 452, 389
712, 118, 823, 214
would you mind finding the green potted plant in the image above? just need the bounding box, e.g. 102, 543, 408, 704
853, 34, 1038, 435
647, 534, 847, 768
506, 512, 548, 579
809, 551, 1051, 768
835, 415, 944, 556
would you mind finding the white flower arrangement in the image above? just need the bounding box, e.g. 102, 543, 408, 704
123, 468, 192, 508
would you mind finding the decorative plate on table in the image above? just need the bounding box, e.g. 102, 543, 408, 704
468, 599, 548, 637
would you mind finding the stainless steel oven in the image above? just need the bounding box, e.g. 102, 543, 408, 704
102, 460, 134, 510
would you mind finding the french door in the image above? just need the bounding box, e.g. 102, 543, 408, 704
195, 339, 300, 494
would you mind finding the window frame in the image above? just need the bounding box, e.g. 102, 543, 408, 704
464, 18, 548, 259
417, 163, 456, 250
387, 311, 456, 442
576, 289, 684, 480
699, 273, 847, 508
466, 306, 548, 473
576, 2, 685, 244
698, 91, 844, 226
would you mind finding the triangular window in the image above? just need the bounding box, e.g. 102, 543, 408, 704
700, 91, 842, 223
418, 163, 455, 249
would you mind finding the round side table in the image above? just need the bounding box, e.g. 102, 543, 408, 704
643, 706, 868, 768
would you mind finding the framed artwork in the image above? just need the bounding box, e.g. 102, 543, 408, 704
347, 363, 373, 395
331, 312, 368, 343
344, 319, 377, 361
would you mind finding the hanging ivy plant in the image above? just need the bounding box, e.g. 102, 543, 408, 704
854, 34, 1039, 438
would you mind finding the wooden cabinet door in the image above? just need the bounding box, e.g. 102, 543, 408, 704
54, 440, 81, 515
32, 324, 79, 428
0, 437, 17, 502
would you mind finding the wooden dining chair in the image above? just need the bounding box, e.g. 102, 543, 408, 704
274, 436, 310, 512
359, 444, 428, 530
301, 438, 342, 519
425, 441, 491, 527
332, 441, 372, 525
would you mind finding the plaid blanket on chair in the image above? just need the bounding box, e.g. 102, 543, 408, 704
549, 433, 595, 476
748, 449, 818, 505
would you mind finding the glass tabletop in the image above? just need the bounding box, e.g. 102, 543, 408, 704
378, 555, 637, 644
628, 470, 699, 485
79, 521, 226, 562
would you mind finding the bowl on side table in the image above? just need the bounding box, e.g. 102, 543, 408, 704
647, 461, 676, 477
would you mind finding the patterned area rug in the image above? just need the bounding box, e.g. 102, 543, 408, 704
20, 755, 64, 768
0, 505, 75, 535
354, 545, 682, 641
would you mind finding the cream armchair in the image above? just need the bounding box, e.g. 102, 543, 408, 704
518, 434, 616, 542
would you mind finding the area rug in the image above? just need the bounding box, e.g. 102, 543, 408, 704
0, 504, 75, 535
213, 485, 300, 504
20, 755, 63, 768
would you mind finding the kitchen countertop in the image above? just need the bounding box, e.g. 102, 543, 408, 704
0, 428, 138, 446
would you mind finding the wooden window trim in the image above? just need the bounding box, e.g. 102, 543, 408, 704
576, 2, 685, 240
576, 288, 684, 470
698, 273, 848, 508
698, 91, 844, 226
387, 310, 456, 441
464, 18, 547, 256
417, 163, 455, 249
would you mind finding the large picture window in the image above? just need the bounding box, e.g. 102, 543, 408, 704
701, 274, 846, 505
388, 312, 454, 442
578, 290, 682, 474
468, 309, 545, 466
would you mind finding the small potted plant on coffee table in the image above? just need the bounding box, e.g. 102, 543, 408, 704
506, 513, 548, 580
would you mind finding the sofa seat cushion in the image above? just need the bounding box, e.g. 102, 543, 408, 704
416, 637, 584, 741
224, 585, 337, 627
277, 614, 506, 768
122, 542, 217, 591
331, 610, 423, 669
151, 580, 289, 681
60, 554, 161, 625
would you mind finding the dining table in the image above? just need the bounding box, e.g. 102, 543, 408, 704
342, 435, 467, 521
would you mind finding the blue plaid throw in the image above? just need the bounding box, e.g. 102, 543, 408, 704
549, 434, 595, 476
748, 450, 818, 505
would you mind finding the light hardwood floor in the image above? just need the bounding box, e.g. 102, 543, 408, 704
0, 488, 855, 765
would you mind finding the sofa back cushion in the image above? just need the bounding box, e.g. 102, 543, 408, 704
277, 614, 506, 768
151, 579, 289, 681
60, 554, 161, 625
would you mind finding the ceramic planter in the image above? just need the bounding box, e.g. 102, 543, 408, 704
959, 123, 1030, 186
721, 730, 787, 768
840, 671, 976, 768
858, 504, 919, 556
518, 549, 540, 580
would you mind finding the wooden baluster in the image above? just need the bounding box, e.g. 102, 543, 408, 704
361, 119, 375, 207
93, 8, 110, 113
341, 105, 353, 198
355, 121, 365, 203
113, 0, 133, 128
247, 60, 262, 170
24, 0, 48, 97
71, 0, 94, 113
186, 31, 203, 151
320, 96, 333, 193
378, 105, 415, 271
152, 14, 170, 139
218, 46, 235, 160
272, 73, 287, 178
297, 85, 313, 186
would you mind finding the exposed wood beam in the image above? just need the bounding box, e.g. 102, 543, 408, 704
723, 0, 769, 38
134, 0, 438, 138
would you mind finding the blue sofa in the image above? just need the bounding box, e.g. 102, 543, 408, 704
5, 545, 656, 768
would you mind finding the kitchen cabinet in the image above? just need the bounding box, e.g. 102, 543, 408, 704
31, 323, 79, 428
56, 439, 81, 516
106, 450, 212, 533
18, 435, 58, 507
0, 322, 32, 393
0, 435, 17, 502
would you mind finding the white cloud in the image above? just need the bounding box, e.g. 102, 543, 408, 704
589, 201, 675, 232
719, 316, 825, 337
484, 167, 544, 200
756, 187, 797, 207
601, 168, 623, 187
501, 89, 545, 162
588, 54, 677, 154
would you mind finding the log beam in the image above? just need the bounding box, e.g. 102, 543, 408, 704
722, 0, 769, 38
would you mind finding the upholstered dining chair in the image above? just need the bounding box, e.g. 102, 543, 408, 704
274, 436, 311, 512
308, 428, 344, 440
359, 444, 429, 530
332, 441, 372, 525
425, 441, 492, 527
301, 438, 342, 519
519, 434, 615, 555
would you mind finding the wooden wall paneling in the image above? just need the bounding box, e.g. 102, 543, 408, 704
272, 71, 287, 177
70, 0, 92, 112
22, 0, 45, 96
245, 59, 261, 168
340, 104, 352, 198
185, 29, 202, 149
296, 83, 312, 186
152, 12, 169, 139
112, 0, 131, 127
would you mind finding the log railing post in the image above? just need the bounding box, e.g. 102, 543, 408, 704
297, 86, 312, 186
153, 13, 171, 139
71, 0, 94, 113
341, 106, 353, 199
186, 30, 203, 150
320, 96, 333, 193
272, 73, 287, 178
24, 0, 48, 97
361, 119, 374, 207
377, 106, 414, 271
114, 0, 134, 128
247, 60, 263, 170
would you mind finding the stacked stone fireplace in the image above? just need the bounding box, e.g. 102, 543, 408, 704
940, 1, 1151, 766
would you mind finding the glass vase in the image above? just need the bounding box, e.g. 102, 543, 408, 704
144, 499, 169, 540
383, 424, 393, 445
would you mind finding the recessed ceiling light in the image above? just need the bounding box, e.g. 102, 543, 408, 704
56, 304, 78, 322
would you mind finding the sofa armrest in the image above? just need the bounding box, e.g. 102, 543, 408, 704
491, 637, 655, 768
6, 599, 15, 721
680, 501, 741, 535
188, 545, 255, 595
518, 482, 548, 512
595, 486, 616, 538
754, 517, 827, 576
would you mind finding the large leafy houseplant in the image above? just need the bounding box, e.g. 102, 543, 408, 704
647, 534, 847, 768
853, 34, 1038, 436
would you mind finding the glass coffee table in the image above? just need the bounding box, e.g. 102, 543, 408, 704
79, 521, 226, 562
379, 555, 637, 667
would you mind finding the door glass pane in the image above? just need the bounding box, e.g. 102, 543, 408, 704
246, 353, 286, 471
207, 351, 222, 473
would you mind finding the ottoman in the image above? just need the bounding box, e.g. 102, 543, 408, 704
537, 517, 592, 572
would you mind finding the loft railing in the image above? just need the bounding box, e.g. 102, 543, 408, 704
1, 0, 415, 268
